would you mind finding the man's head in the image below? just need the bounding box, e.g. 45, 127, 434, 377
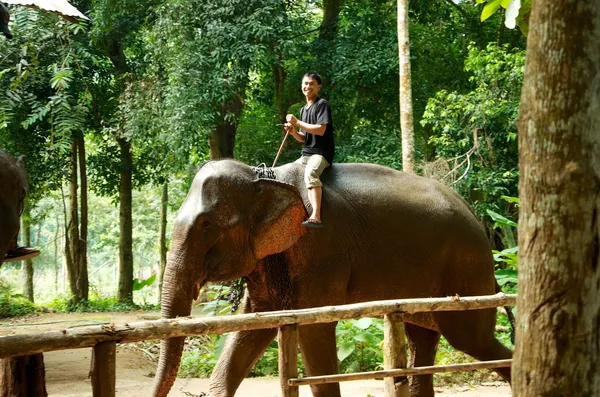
1, 2, 12, 40
302, 72, 322, 102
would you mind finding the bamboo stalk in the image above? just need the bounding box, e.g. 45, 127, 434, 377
0, 294, 515, 359
289, 359, 513, 386
91, 341, 116, 397
278, 324, 299, 397
383, 313, 409, 397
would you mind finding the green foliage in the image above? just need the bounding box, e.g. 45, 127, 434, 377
422, 43, 524, 217
48, 295, 159, 313
336, 318, 384, 373
133, 274, 156, 291
179, 335, 227, 378
0, 280, 38, 319
477, 0, 531, 35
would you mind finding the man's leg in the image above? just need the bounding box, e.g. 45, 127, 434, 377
302, 155, 329, 227
307, 186, 322, 222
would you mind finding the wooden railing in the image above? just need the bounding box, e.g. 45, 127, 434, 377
0, 293, 516, 397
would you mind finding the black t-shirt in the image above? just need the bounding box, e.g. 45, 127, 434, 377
300, 97, 335, 164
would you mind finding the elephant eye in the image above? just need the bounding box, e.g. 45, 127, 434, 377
200, 219, 211, 231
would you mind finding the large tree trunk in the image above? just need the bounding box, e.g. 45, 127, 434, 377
397, 0, 415, 173
513, 1, 600, 396
117, 137, 134, 303
157, 182, 168, 302
21, 206, 34, 302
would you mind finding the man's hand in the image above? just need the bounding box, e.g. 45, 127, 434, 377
286, 114, 298, 126
284, 122, 294, 133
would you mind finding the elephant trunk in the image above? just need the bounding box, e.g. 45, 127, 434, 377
153, 257, 203, 397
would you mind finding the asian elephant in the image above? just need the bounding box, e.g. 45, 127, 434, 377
152, 159, 512, 397
0, 150, 26, 264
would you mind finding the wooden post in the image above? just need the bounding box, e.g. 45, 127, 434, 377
91, 341, 116, 397
384, 312, 409, 397
278, 324, 299, 397
0, 354, 47, 397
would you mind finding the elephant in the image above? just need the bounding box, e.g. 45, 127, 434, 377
152, 159, 513, 397
0, 150, 27, 265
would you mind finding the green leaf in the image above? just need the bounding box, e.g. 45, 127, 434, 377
487, 210, 518, 228
353, 318, 372, 330
354, 332, 378, 344
132, 273, 157, 291
500, 0, 512, 7
481, 0, 503, 22
337, 342, 356, 362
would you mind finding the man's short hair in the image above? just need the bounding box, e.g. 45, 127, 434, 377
304, 72, 322, 85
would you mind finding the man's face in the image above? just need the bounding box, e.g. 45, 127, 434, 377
302, 76, 321, 101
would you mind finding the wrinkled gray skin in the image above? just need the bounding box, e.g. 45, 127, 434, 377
0, 150, 26, 262
153, 159, 512, 397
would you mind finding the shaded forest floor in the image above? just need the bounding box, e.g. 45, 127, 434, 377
1, 311, 511, 396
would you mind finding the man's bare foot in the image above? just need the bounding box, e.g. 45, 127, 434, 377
4, 246, 40, 263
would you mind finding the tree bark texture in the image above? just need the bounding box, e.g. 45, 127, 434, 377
77, 138, 89, 301
117, 137, 134, 303
0, 354, 47, 397
209, 98, 243, 160
158, 182, 168, 302
21, 206, 34, 302
67, 139, 82, 303
513, 2, 600, 396
397, 0, 415, 174
319, 0, 342, 41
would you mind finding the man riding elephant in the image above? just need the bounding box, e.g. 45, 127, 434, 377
0, 150, 39, 264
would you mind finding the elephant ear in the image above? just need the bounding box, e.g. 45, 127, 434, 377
251, 179, 307, 260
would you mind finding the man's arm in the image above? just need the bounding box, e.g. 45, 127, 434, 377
284, 123, 305, 142
286, 115, 326, 136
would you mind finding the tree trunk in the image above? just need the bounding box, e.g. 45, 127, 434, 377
513, 1, 600, 396
208, 98, 243, 160
319, 0, 342, 41
21, 206, 34, 302
117, 137, 134, 303
77, 138, 89, 301
54, 213, 59, 291
0, 354, 47, 397
397, 0, 415, 174
67, 139, 81, 303
158, 182, 168, 302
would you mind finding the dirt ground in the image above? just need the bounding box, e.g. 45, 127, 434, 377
0, 311, 511, 397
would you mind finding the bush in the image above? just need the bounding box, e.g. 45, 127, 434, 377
0, 280, 37, 319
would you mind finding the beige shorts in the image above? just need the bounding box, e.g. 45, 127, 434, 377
295, 155, 330, 188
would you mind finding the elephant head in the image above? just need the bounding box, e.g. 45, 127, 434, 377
153, 160, 306, 397
0, 151, 27, 259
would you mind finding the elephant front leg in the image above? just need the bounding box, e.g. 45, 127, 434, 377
298, 322, 341, 397
208, 328, 277, 397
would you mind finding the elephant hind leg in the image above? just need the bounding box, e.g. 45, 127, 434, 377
298, 323, 341, 397
437, 310, 513, 383
405, 324, 440, 397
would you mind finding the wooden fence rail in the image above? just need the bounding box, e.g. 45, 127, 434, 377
0, 293, 516, 397
0, 293, 516, 359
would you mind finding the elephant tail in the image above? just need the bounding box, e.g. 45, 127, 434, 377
495, 280, 516, 345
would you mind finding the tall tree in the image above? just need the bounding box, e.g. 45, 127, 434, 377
397, 0, 414, 173
513, 1, 600, 395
